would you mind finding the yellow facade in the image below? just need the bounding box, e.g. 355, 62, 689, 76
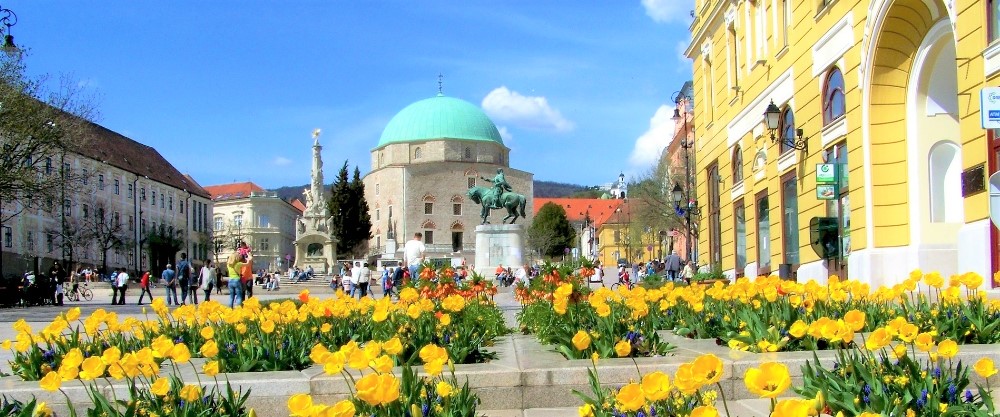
596, 221, 626, 268
687, 0, 995, 286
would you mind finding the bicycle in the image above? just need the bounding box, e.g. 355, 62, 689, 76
610, 275, 634, 291
66, 283, 93, 302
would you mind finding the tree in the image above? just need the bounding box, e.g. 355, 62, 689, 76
87, 202, 129, 275
527, 202, 577, 259
145, 227, 183, 276
327, 162, 373, 258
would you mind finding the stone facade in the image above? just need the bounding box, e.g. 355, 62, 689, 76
206, 186, 301, 273
364, 140, 533, 262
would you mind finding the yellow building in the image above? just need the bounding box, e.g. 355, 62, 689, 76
686, 0, 996, 287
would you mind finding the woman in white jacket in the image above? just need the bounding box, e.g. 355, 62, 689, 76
199, 260, 216, 302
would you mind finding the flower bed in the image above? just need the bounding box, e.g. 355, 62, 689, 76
3, 273, 506, 382
516, 263, 675, 359
518, 266, 1000, 355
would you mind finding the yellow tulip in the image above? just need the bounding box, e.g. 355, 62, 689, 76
383, 337, 403, 356
893, 344, 908, 360
287, 393, 313, 416
371, 355, 394, 373
39, 371, 61, 391
179, 384, 201, 402
203, 360, 220, 377
170, 343, 192, 363
438, 313, 452, 326
692, 354, 724, 385
309, 344, 331, 364
858, 412, 881, 417
843, 309, 865, 332
974, 358, 998, 378
65, 307, 81, 322
79, 356, 106, 380
772, 399, 811, 417
150, 377, 171, 397
641, 371, 671, 402
897, 323, 919, 343
200, 326, 215, 340
236, 323, 248, 334
614, 382, 644, 412
261, 320, 276, 334
327, 400, 356, 417
553, 297, 568, 315
690, 405, 719, 417
33, 402, 53, 417
578, 403, 595, 417
614, 340, 631, 357
788, 320, 808, 338
323, 351, 347, 375
914, 333, 935, 352
744, 362, 791, 398
419, 344, 448, 364
938, 339, 958, 359
62, 348, 84, 369
436, 380, 454, 398
424, 359, 445, 377
572, 331, 591, 351
674, 363, 700, 394
355, 373, 400, 406
865, 328, 891, 350
442, 294, 466, 312
150, 335, 175, 359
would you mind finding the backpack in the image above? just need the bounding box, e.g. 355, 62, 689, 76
178, 260, 192, 282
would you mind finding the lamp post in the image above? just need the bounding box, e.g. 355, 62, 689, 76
233, 210, 244, 250
764, 100, 809, 152
671, 90, 698, 263
0, 4, 19, 59
657, 230, 666, 260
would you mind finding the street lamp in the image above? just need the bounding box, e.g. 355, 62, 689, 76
764, 100, 809, 152
0, 4, 19, 59
671, 89, 699, 263
672, 182, 701, 263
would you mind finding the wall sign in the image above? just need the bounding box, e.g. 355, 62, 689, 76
816, 184, 838, 200
816, 164, 837, 184
982, 88, 1000, 129
962, 164, 986, 197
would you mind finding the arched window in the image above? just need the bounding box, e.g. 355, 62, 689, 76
732, 145, 744, 183
779, 106, 795, 154
414, 147, 422, 159
822, 67, 846, 125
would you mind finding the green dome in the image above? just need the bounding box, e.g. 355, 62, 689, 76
377, 94, 504, 147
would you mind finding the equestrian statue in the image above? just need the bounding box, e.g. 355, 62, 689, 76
467, 168, 527, 224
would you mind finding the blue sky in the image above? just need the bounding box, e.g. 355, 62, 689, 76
13, 0, 694, 189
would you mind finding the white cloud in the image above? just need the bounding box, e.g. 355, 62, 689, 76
481, 86, 574, 132
629, 104, 676, 169
272, 156, 292, 166
641, 0, 694, 24
497, 126, 514, 142
675, 40, 692, 70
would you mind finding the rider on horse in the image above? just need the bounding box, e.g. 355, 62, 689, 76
481, 168, 512, 209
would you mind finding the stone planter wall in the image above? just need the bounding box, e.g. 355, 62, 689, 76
3, 334, 998, 416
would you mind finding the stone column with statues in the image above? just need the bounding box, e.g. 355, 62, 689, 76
294, 128, 338, 274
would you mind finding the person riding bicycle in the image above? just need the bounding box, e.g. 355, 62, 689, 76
617, 266, 631, 286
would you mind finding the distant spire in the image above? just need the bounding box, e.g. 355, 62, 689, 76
437, 73, 443, 96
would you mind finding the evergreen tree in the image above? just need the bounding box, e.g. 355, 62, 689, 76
327, 161, 373, 258
527, 202, 577, 258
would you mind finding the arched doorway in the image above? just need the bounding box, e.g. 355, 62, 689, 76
862, 0, 961, 285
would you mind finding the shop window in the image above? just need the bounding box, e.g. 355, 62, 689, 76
990, 0, 1000, 43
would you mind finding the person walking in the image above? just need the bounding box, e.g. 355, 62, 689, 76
664, 250, 682, 282
137, 270, 153, 305
404, 232, 425, 279
680, 260, 696, 284
391, 265, 404, 299
349, 261, 362, 298
358, 262, 372, 298
114, 268, 129, 305
162, 264, 179, 306
227, 252, 246, 308
379, 267, 390, 298
176, 253, 193, 305
199, 260, 215, 302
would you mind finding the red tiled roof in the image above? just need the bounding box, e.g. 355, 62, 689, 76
291, 199, 306, 212
533, 198, 624, 227
73, 120, 211, 198
203, 182, 265, 201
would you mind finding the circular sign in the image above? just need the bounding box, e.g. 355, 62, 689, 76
646, 245, 653, 252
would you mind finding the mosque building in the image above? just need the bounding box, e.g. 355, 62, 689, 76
362, 91, 534, 262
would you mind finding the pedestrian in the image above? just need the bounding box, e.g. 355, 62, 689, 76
664, 250, 682, 282
137, 270, 153, 305
270, 269, 280, 291
379, 267, 390, 298
350, 261, 362, 298
391, 265, 404, 299
199, 260, 215, 302
162, 264, 179, 306
404, 232, 426, 279
110, 268, 120, 305
216, 265, 224, 295
358, 262, 371, 298
240, 253, 254, 301
115, 268, 129, 305
227, 251, 245, 308
680, 260, 695, 284
176, 253, 193, 305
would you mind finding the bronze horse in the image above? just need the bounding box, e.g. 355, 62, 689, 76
467, 186, 527, 224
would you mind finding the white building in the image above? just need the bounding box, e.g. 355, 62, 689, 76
205, 182, 303, 272
1, 121, 213, 276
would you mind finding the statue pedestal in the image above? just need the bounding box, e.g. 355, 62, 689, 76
474, 224, 525, 277
381, 239, 398, 259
